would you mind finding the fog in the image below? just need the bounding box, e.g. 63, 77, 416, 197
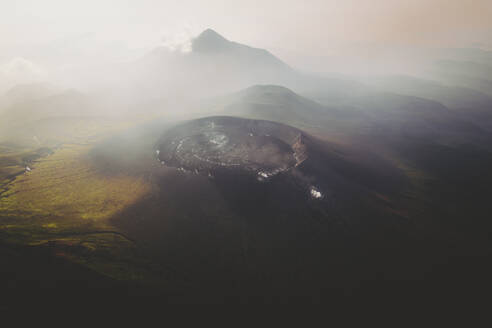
2, 1, 492, 89
1, 1, 492, 140
3, 1, 492, 308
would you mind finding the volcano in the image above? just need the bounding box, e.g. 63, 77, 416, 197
155, 116, 404, 206
106, 116, 409, 302
154, 116, 341, 207
157, 116, 307, 181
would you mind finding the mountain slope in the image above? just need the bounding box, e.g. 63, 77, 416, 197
208, 85, 347, 129
192, 29, 290, 71
203, 84, 488, 147
0, 83, 60, 109
131, 29, 294, 99
105, 116, 408, 301
360, 74, 492, 131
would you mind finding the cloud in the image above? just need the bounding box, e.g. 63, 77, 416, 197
0, 57, 44, 76
159, 24, 195, 53
0, 57, 46, 91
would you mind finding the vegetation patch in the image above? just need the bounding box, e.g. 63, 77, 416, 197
0, 137, 155, 282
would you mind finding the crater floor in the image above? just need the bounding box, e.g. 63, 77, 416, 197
157, 116, 307, 179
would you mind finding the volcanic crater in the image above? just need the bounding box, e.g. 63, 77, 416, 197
156, 116, 308, 181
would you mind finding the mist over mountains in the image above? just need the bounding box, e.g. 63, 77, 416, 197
1, 27, 492, 308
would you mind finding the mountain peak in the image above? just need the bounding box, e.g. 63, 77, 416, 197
192, 29, 231, 52
245, 85, 296, 95
199, 28, 226, 39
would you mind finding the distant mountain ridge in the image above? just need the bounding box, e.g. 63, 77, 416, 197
191, 29, 291, 70
129, 29, 299, 98
215, 85, 336, 127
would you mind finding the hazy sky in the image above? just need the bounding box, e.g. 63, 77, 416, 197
1, 0, 492, 76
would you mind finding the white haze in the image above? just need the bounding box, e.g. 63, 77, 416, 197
0, 0, 491, 126
2, 1, 492, 82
